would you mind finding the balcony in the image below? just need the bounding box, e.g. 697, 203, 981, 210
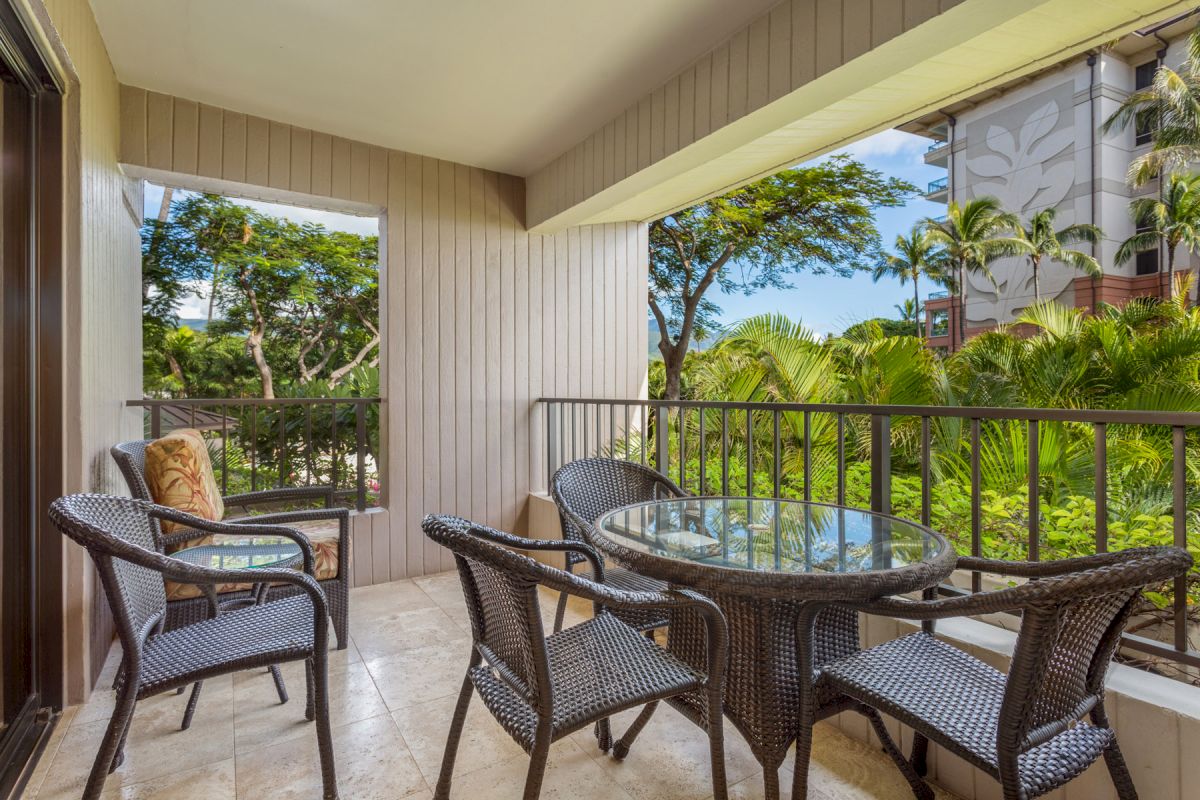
925, 176, 949, 201
924, 140, 950, 166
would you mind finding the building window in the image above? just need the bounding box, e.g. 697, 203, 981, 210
1135, 59, 1157, 146
929, 309, 949, 337
1135, 248, 1159, 275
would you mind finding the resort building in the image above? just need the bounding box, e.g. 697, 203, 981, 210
903, 12, 1200, 349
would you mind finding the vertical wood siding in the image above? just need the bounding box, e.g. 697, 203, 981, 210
41, 0, 144, 702
119, 87, 649, 583
526, 0, 964, 227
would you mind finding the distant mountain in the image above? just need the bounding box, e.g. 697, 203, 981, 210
648, 319, 713, 360
179, 318, 208, 332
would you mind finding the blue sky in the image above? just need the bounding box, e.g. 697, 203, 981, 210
144, 128, 941, 334
713, 129, 946, 336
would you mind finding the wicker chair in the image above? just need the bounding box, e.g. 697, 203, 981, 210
111, 440, 350, 649
551, 457, 687, 634
810, 547, 1193, 800
49, 494, 338, 800
422, 514, 729, 800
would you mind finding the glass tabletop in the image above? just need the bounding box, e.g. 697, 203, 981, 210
171, 534, 302, 571
595, 497, 945, 575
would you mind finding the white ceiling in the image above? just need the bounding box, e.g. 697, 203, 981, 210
90, 0, 779, 176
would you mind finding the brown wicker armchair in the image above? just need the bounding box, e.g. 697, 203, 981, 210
49, 494, 338, 800
810, 547, 1193, 800
111, 439, 349, 649
550, 457, 688, 635
422, 514, 729, 800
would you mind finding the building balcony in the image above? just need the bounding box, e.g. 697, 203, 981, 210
925, 176, 949, 201
924, 140, 950, 166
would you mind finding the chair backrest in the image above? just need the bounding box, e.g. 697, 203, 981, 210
48, 494, 168, 650
111, 440, 154, 501
551, 457, 686, 566
998, 546, 1192, 757
421, 515, 556, 713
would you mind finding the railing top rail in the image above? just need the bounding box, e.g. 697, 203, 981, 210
129, 397, 382, 407
535, 397, 1200, 426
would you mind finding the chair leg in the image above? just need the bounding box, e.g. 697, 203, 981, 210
910, 731, 930, 777
84, 672, 138, 800
181, 681, 203, 730
435, 672, 475, 799
594, 719, 612, 753
311, 651, 339, 799
330, 583, 349, 650
706, 688, 729, 800
305, 658, 316, 721
270, 665, 289, 703
863, 709, 934, 800
612, 701, 659, 760
522, 725, 553, 800
552, 590, 569, 634
1093, 704, 1138, 800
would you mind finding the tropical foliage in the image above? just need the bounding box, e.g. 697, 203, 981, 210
1116, 172, 1200, 298
1013, 208, 1102, 301
638, 297, 1200, 678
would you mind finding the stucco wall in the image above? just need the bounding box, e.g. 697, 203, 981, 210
117, 87, 650, 585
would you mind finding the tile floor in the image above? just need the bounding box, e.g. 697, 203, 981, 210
25, 573, 962, 799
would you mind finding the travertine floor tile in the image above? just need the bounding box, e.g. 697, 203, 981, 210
390, 692, 526, 783
363, 637, 473, 711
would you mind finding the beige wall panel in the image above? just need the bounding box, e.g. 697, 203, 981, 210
815, 0, 843, 78
694, 53, 712, 140
843, 0, 872, 62
196, 104, 223, 179
636, 96, 651, 172
905, 0, 940, 28
117, 86, 649, 585
146, 90, 173, 170
220, 111, 246, 183
268, 121, 290, 190
728, 30, 748, 122
678, 67, 695, 149
171, 98, 198, 175
244, 116, 270, 187
650, 86, 665, 164
710, 45, 729, 134
330, 136, 352, 200
664, 76, 680, 157
310, 131, 332, 196
350, 141, 370, 203
871, 0, 903, 47
792, 0, 817, 88
118, 84, 145, 166
747, 15, 769, 113
768, 3, 792, 102
290, 128, 312, 195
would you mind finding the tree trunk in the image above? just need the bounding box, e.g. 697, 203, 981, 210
913, 276, 921, 337
1166, 243, 1176, 300
166, 352, 185, 387
238, 267, 275, 399
1032, 257, 1040, 302
662, 343, 685, 401
957, 261, 966, 348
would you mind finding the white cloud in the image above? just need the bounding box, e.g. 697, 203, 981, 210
832, 129, 929, 161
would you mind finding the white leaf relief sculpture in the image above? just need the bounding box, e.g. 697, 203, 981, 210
965, 96, 1076, 322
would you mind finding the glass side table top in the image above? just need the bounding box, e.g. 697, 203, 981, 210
595, 497, 945, 575
171, 534, 302, 570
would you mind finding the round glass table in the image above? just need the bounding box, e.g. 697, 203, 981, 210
172, 534, 303, 572
593, 497, 954, 800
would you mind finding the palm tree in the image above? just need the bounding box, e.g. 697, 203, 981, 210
1115, 172, 1200, 300
893, 298, 922, 335
873, 227, 946, 332
924, 197, 1029, 346
1014, 208, 1102, 301
1103, 27, 1200, 186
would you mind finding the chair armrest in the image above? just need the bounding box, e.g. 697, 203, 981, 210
223, 486, 335, 509
956, 548, 1168, 579
466, 525, 606, 584
148, 506, 317, 576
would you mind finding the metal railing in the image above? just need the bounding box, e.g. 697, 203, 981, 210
537, 396, 1200, 674
927, 290, 949, 300
926, 176, 948, 193
128, 397, 381, 512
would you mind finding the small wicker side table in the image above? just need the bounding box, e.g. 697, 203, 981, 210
170, 534, 304, 727
594, 497, 955, 800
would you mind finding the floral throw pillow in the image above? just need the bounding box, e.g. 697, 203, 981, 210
144, 429, 225, 537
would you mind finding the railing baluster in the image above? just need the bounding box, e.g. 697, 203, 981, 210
1027, 419, 1039, 562
221, 403, 229, 495
803, 411, 812, 502
596, 402, 602, 458
640, 404, 647, 466
721, 408, 729, 496
870, 414, 890, 515
305, 403, 314, 486
546, 402, 555, 490
571, 402, 578, 461
278, 405, 287, 489
1094, 422, 1108, 552
356, 402, 367, 511
655, 405, 668, 477
151, 405, 162, 440
1173, 425, 1187, 653
609, 403, 615, 459
837, 413, 846, 507
772, 411, 781, 499
330, 403, 338, 493
920, 416, 931, 527
970, 418, 981, 593
746, 408, 754, 498
624, 404, 631, 461
699, 408, 707, 494
249, 406, 258, 492
679, 406, 686, 490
